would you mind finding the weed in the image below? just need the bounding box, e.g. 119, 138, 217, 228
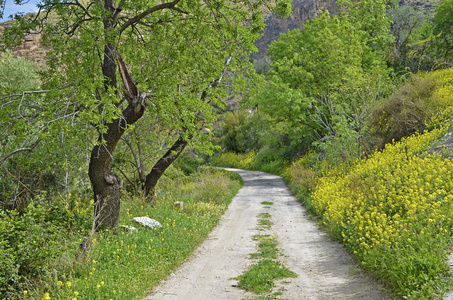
237, 210, 297, 296
236, 259, 297, 293
258, 218, 273, 229
250, 235, 279, 259
261, 201, 274, 205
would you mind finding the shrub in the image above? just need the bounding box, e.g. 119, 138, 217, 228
282, 156, 319, 202
0, 196, 76, 298
310, 125, 453, 298
210, 151, 258, 170
220, 109, 272, 153
172, 150, 203, 175
367, 75, 439, 149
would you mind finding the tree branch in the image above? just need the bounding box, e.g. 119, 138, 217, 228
0, 138, 41, 164
119, 0, 185, 33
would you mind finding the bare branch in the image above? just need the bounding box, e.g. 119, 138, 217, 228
0, 138, 41, 164
1, 84, 74, 104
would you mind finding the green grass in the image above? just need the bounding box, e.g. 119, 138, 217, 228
257, 212, 273, 229
261, 201, 274, 205
236, 259, 297, 294
235, 210, 297, 296
250, 235, 279, 259
15, 168, 242, 300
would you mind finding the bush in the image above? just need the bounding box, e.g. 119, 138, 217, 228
282, 155, 319, 201
220, 109, 271, 153
210, 151, 258, 170
0, 194, 82, 298
172, 150, 203, 175
310, 126, 453, 298
367, 75, 439, 149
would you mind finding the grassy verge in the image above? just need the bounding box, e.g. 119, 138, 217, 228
2, 168, 242, 300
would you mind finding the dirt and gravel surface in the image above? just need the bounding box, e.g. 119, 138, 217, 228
144, 169, 393, 300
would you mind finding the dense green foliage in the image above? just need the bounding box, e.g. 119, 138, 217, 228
211, 0, 453, 298
0, 168, 241, 299
1, 0, 292, 230
432, 0, 453, 63
240, 0, 394, 167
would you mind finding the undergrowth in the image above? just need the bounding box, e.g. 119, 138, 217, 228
1, 168, 242, 300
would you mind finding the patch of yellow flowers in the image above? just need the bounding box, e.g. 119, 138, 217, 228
212, 151, 257, 169
312, 125, 452, 253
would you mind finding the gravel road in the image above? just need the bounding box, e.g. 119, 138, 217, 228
143, 169, 392, 300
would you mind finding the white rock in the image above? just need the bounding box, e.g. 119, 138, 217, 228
133, 216, 161, 228
174, 201, 184, 211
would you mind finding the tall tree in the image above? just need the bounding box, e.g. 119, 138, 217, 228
1, 0, 291, 230
432, 0, 453, 64
256, 0, 391, 162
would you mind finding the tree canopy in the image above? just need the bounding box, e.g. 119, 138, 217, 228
250, 0, 392, 163
1, 0, 291, 229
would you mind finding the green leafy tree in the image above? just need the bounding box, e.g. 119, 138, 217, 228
257, 1, 391, 163
1, 0, 291, 230
387, 5, 428, 73
432, 0, 453, 63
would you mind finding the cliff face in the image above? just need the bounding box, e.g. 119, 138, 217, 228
0, 22, 47, 65
252, 0, 339, 60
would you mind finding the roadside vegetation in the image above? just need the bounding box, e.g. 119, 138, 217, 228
0, 167, 242, 299
3, 0, 453, 299
211, 0, 453, 298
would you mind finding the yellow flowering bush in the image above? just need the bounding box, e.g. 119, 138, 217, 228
211, 151, 257, 169
424, 68, 453, 126
310, 125, 453, 298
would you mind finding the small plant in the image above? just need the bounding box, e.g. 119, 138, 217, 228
261, 201, 274, 205
256, 212, 273, 229
236, 259, 297, 294
250, 235, 279, 259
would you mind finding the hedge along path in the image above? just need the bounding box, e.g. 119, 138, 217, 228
143, 169, 392, 300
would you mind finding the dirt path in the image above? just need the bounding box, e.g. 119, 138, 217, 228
144, 169, 392, 300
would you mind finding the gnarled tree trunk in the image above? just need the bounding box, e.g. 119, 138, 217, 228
89, 104, 144, 230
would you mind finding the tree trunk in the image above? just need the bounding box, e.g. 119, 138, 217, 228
89, 104, 144, 230
144, 135, 188, 205
88, 0, 145, 231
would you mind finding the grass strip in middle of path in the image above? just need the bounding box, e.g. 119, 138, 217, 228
234, 202, 298, 296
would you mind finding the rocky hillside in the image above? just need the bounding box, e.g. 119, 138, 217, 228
252, 0, 338, 60
0, 21, 47, 65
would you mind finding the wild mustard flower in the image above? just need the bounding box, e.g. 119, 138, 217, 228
42, 293, 51, 300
